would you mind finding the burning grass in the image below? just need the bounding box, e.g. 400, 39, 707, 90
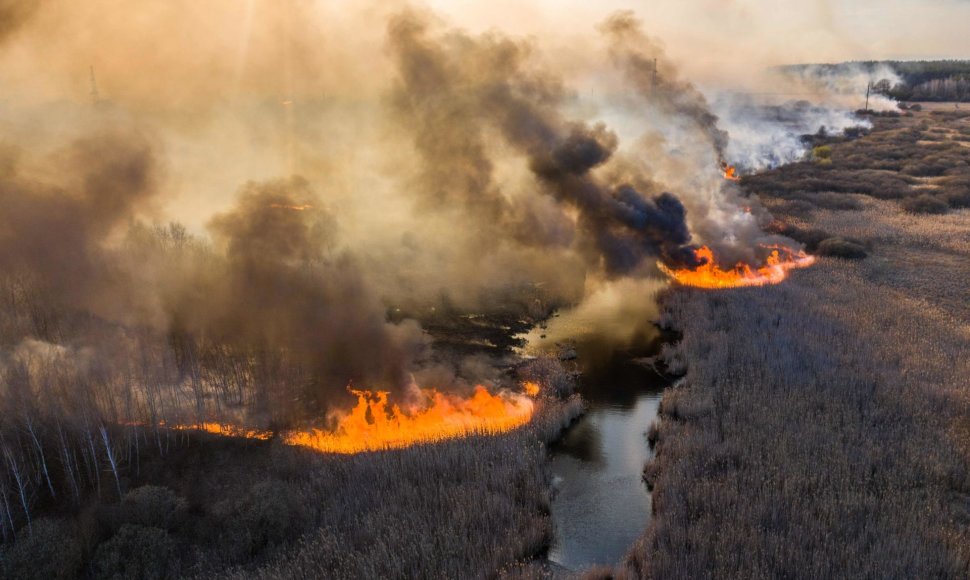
286, 386, 536, 454
168, 385, 537, 455
0, 352, 581, 579
658, 245, 815, 288
720, 160, 741, 182
603, 113, 970, 578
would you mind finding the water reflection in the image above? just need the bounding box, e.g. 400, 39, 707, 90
547, 348, 669, 571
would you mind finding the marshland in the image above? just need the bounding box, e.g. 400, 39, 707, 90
1, 2, 969, 579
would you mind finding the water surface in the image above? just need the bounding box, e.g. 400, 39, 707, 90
547, 351, 668, 570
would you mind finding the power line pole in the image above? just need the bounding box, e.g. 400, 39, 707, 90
864, 81, 871, 112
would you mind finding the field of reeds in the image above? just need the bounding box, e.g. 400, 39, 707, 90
608, 109, 970, 579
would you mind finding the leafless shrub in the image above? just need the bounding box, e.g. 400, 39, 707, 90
658, 342, 686, 376
902, 193, 950, 214
99, 485, 188, 533
92, 523, 179, 580
0, 517, 82, 580
816, 237, 868, 259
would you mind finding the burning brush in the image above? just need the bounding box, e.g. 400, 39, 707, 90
172, 383, 539, 454
659, 245, 815, 288
288, 385, 537, 453
720, 159, 741, 182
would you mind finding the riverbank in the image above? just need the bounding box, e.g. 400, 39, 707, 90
0, 313, 584, 579
546, 350, 668, 571
609, 110, 970, 578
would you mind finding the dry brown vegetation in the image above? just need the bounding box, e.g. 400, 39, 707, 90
609, 111, 970, 578
0, 217, 585, 578
0, 348, 582, 579
743, 110, 970, 215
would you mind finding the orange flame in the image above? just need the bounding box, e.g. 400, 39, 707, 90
168, 422, 273, 440
288, 386, 535, 453
523, 381, 541, 397
720, 161, 741, 182
659, 245, 815, 288
269, 203, 313, 211
168, 384, 537, 454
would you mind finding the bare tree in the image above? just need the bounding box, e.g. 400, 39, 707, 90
1, 439, 31, 532
99, 425, 123, 499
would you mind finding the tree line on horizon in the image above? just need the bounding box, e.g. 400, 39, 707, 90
781, 60, 970, 102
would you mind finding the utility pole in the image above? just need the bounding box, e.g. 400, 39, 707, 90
89, 65, 100, 105
864, 81, 871, 113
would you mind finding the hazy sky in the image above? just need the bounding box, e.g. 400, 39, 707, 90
2, 0, 968, 104
1, 0, 966, 229
425, 0, 970, 79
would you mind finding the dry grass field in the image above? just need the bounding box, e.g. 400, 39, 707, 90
606, 109, 970, 578
0, 365, 582, 580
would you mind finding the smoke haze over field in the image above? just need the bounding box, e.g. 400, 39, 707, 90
0, 0, 942, 419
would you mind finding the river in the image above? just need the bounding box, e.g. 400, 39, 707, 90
546, 345, 671, 571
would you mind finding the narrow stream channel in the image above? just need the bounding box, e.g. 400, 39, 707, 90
547, 347, 671, 571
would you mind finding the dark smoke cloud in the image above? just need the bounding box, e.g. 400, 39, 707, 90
0, 0, 41, 46
0, 129, 428, 421
203, 177, 428, 417
601, 11, 729, 160
388, 10, 702, 275
0, 2, 819, 429
0, 128, 160, 327
387, 11, 572, 250
526, 125, 701, 271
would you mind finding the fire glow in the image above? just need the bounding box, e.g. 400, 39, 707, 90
659, 245, 815, 288
172, 384, 537, 454
288, 386, 535, 453
720, 160, 741, 182
269, 203, 314, 211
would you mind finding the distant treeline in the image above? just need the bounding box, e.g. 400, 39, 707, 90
783, 60, 970, 102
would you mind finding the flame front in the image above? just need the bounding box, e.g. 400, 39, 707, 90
659, 245, 815, 288
171, 384, 537, 454
287, 386, 535, 453
169, 422, 273, 440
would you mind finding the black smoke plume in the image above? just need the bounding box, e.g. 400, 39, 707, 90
388, 11, 702, 275
601, 11, 729, 160
201, 177, 428, 418
0, 0, 41, 46
0, 129, 160, 328
0, 129, 427, 425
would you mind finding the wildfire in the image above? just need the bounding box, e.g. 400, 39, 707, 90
720, 160, 741, 181
269, 203, 313, 211
523, 381, 541, 396
169, 422, 273, 440
659, 245, 815, 288
168, 384, 537, 454
288, 386, 535, 453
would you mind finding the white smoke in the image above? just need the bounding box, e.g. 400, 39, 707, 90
712, 94, 871, 170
